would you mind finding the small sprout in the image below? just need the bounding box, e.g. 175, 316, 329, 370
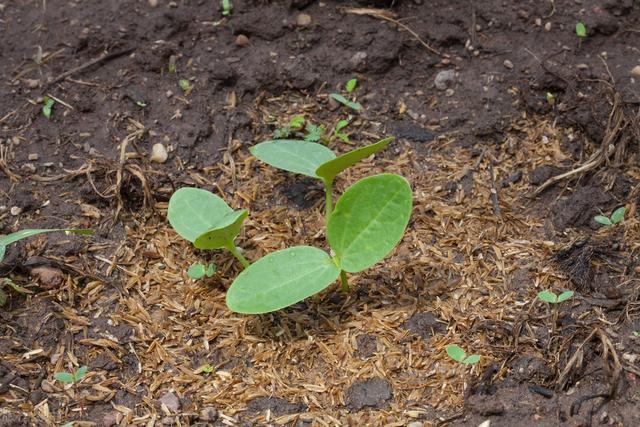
330, 94, 362, 111
179, 79, 192, 93
221, 0, 232, 16
304, 123, 325, 143
54, 366, 88, 385
168, 55, 177, 74
0, 278, 30, 306
187, 262, 217, 280
546, 92, 555, 105
195, 364, 215, 375
345, 78, 357, 94
333, 119, 350, 142
537, 290, 574, 304
446, 344, 480, 365
288, 116, 305, 130
42, 96, 55, 119
633, 331, 640, 337
594, 206, 625, 226
135, 100, 147, 108
576, 22, 587, 38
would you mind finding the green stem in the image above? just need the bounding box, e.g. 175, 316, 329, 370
226, 244, 250, 269
324, 178, 334, 223
340, 270, 348, 293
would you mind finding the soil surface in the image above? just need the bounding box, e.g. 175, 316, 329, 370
2, 1, 640, 426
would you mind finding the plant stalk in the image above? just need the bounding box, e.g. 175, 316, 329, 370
226, 244, 250, 268
340, 270, 348, 293
323, 178, 334, 222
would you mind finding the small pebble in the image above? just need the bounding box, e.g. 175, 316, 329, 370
168, 1, 177, 7
150, 143, 168, 163
445, 88, 455, 97
24, 79, 40, 89
148, 0, 158, 6
349, 51, 367, 68
158, 391, 180, 413
407, 422, 423, 427
535, 18, 542, 26
503, 59, 514, 69
434, 69, 456, 90
199, 407, 218, 422
296, 13, 312, 26
630, 65, 640, 78
544, 22, 552, 31
28, 153, 39, 161
576, 63, 589, 71
235, 34, 250, 47
166, 90, 173, 98
10, 206, 22, 216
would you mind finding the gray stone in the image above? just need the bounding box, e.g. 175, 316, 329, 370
434, 69, 456, 90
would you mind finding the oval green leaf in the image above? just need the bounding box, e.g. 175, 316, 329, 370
74, 366, 88, 381
576, 22, 587, 37
54, 372, 74, 384
193, 209, 248, 250
167, 187, 233, 242
610, 207, 625, 224
537, 290, 558, 303
446, 344, 466, 362
226, 246, 341, 314
188, 263, 206, 279
463, 354, 480, 365
327, 173, 412, 273
594, 215, 612, 226
251, 140, 336, 179
330, 94, 362, 111
316, 137, 394, 183
557, 290, 574, 303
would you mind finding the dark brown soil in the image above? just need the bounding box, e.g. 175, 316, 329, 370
2, 1, 640, 426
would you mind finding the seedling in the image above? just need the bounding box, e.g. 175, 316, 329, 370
331, 78, 362, 111
0, 228, 93, 305
632, 331, 640, 338
537, 290, 574, 304
42, 96, 55, 119
575, 22, 587, 38
332, 119, 350, 143
195, 364, 214, 375
345, 78, 357, 94
179, 79, 192, 94
446, 344, 480, 365
251, 137, 394, 221
545, 92, 555, 106
273, 117, 326, 144
221, 0, 232, 16
594, 207, 625, 226
187, 262, 217, 280
54, 366, 88, 385
168, 188, 249, 268
226, 173, 412, 314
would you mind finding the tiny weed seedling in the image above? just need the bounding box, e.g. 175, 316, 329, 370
332, 118, 351, 143
42, 96, 55, 119
251, 137, 395, 221
187, 262, 217, 280
273, 116, 326, 144
633, 331, 640, 338
195, 364, 215, 375
537, 290, 574, 304
168, 188, 249, 268
221, 0, 232, 16
0, 228, 93, 305
226, 173, 412, 314
446, 344, 480, 365
54, 366, 88, 385
345, 78, 357, 94
594, 206, 625, 226
576, 22, 587, 38
545, 92, 555, 106
179, 79, 192, 94
330, 79, 362, 111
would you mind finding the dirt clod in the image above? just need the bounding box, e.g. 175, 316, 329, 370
346, 378, 393, 410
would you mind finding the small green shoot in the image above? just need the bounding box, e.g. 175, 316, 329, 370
0, 278, 30, 306
576, 22, 587, 38
195, 364, 215, 375
304, 123, 325, 143
446, 344, 480, 365
168, 56, 177, 74
289, 116, 305, 130
54, 366, 88, 385
221, 0, 232, 16
633, 331, 640, 337
345, 78, 357, 94
545, 92, 555, 106
42, 96, 55, 119
330, 94, 362, 112
333, 119, 350, 142
179, 79, 192, 94
187, 263, 217, 280
594, 206, 625, 226
538, 290, 574, 304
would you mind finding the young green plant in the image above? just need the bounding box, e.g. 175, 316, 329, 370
225, 173, 412, 314
251, 137, 394, 221
42, 96, 55, 119
576, 22, 587, 38
594, 206, 625, 226
168, 188, 249, 268
330, 78, 362, 111
187, 262, 217, 280
54, 366, 88, 386
446, 344, 480, 365
538, 290, 574, 336
221, 0, 232, 16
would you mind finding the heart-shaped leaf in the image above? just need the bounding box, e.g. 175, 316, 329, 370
594, 215, 612, 226
54, 372, 75, 384
537, 290, 558, 303
168, 187, 234, 242
557, 290, 574, 303
610, 207, 625, 224
193, 209, 248, 250
330, 94, 362, 111
226, 246, 341, 314
250, 140, 336, 179
327, 174, 412, 273
446, 344, 466, 362
316, 137, 393, 184
74, 366, 88, 381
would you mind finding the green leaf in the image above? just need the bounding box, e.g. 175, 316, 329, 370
193, 209, 248, 250
3, 278, 30, 295
330, 94, 362, 111
195, 364, 214, 374
537, 290, 558, 304
316, 137, 394, 184
54, 372, 75, 384
327, 174, 412, 273
222, 0, 232, 15
205, 263, 217, 277
463, 354, 480, 365
179, 79, 191, 92
42, 96, 55, 119
610, 207, 625, 224
594, 215, 612, 226
0, 245, 5, 263
0, 229, 93, 249
167, 187, 233, 243
346, 78, 357, 94
188, 263, 206, 279
226, 246, 341, 314
576, 22, 587, 38
304, 124, 325, 143
446, 344, 466, 362
74, 366, 88, 381
334, 119, 349, 133
135, 100, 147, 108
250, 140, 336, 179
557, 290, 574, 303
289, 116, 305, 130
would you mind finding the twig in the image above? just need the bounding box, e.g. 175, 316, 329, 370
46, 47, 135, 88
344, 8, 442, 56
487, 162, 501, 216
